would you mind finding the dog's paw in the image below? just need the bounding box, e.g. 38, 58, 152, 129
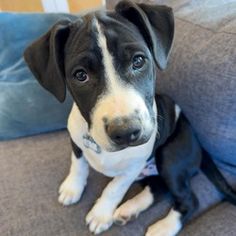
145, 209, 182, 236
58, 174, 85, 206
113, 200, 138, 225
114, 186, 153, 225
145, 222, 179, 236
86, 203, 113, 234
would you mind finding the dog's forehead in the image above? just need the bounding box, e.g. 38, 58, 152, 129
65, 14, 97, 54
66, 11, 145, 55
96, 12, 144, 41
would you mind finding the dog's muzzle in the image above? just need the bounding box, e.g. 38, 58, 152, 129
105, 117, 145, 147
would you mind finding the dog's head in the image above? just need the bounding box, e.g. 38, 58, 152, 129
24, 1, 174, 152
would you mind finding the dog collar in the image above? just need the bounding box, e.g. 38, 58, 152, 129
83, 134, 102, 154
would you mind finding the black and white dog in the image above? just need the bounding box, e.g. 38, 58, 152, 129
24, 1, 236, 235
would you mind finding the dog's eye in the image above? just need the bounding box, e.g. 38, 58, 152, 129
73, 70, 89, 82
132, 55, 145, 70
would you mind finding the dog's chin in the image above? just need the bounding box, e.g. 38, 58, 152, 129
103, 134, 152, 153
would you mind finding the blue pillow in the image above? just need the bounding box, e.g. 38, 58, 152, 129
0, 13, 76, 140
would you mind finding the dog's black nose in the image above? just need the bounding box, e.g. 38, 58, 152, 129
106, 118, 141, 146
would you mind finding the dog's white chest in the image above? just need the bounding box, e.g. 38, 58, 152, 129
82, 131, 156, 177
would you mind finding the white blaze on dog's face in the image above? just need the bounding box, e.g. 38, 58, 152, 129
88, 19, 156, 151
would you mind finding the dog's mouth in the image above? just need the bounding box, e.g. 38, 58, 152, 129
108, 135, 152, 152
105, 129, 154, 152
83, 131, 152, 153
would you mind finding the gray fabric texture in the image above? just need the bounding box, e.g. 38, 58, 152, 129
108, 0, 236, 33
156, 0, 236, 33
1, 131, 236, 236
182, 202, 236, 236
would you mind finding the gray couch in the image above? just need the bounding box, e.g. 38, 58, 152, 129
1, 131, 236, 236
1, 0, 236, 235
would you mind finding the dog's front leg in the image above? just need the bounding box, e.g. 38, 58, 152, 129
58, 150, 89, 206
86, 166, 143, 235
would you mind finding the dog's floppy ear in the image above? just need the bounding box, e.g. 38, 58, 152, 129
115, 1, 174, 70
24, 19, 72, 102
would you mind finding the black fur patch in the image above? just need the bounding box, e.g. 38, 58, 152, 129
71, 138, 82, 158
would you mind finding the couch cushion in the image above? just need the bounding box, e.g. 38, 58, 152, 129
0, 13, 76, 140
154, 0, 236, 174
182, 202, 236, 236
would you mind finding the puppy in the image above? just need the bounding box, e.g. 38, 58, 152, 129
24, 1, 236, 235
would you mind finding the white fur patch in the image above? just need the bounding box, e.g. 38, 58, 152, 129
175, 104, 181, 122
113, 186, 154, 225
58, 152, 89, 206
146, 208, 182, 236
95, 19, 118, 92
86, 204, 113, 235
67, 103, 89, 146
